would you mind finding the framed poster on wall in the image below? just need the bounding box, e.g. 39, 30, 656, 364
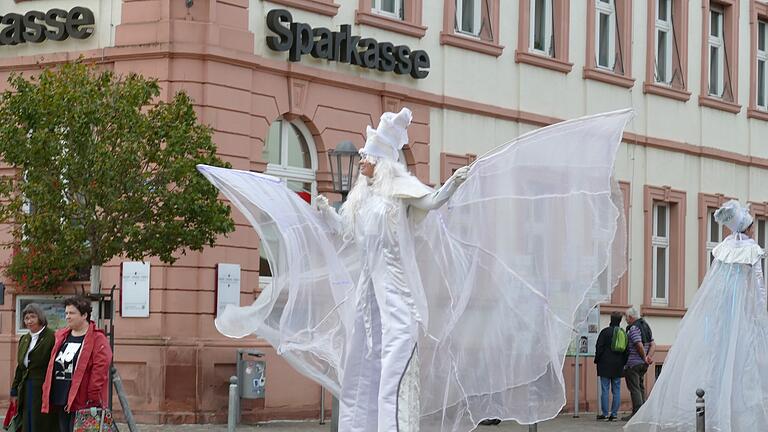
121, 261, 150, 318
15, 295, 68, 334
216, 263, 241, 318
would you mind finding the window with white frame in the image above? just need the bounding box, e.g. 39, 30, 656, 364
706, 208, 723, 271
263, 119, 317, 198
652, 203, 670, 305
595, 0, 616, 70
756, 218, 768, 288
758, 20, 768, 110
655, 0, 674, 84
456, 0, 482, 36
708, 7, 725, 97
530, 0, 554, 56
260, 119, 317, 280
372, 0, 403, 20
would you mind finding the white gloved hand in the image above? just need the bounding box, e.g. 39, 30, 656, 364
451, 165, 470, 186
316, 195, 331, 212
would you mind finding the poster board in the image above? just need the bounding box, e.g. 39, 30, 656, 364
121, 261, 150, 318
215, 263, 241, 318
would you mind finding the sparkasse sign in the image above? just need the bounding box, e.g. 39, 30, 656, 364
266, 9, 430, 79
0, 7, 95, 46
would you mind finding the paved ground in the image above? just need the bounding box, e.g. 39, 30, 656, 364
117, 414, 629, 431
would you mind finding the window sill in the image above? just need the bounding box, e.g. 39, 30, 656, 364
265, 0, 340, 16
641, 304, 687, 317
355, 11, 427, 38
515, 50, 573, 74
747, 107, 768, 121
698, 95, 741, 114
643, 82, 691, 102
600, 303, 632, 314
583, 67, 635, 89
439, 32, 504, 57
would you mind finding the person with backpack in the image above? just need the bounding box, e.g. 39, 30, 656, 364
594, 312, 627, 421
622, 306, 655, 421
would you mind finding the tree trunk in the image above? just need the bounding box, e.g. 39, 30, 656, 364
90, 264, 101, 294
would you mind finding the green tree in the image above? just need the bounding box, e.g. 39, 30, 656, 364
0, 61, 235, 292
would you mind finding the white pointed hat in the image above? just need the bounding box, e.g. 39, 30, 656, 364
360, 107, 413, 162
714, 200, 753, 233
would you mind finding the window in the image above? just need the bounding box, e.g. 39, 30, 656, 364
758, 20, 768, 109
706, 209, 724, 269
652, 203, 670, 305
456, 0, 482, 36
709, 8, 726, 97
263, 119, 317, 198
655, 0, 673, 84
756, 217, 768, 288
644, 0, 690, 100
355, 0, 426, 38
700, 0, 739, 112
260, 119, 317, 280
516, 0, 572, 72
698, 194, 732, 284
530, 0, 553, 55
372, 0, 402, 19
596, 0, 616, 69
644, 185, 686, 316
584, 0, 634, 88
440, 0, 502, 56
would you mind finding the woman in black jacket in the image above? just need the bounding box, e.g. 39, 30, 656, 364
10, 303, 57, 432
594, 312, 627, 421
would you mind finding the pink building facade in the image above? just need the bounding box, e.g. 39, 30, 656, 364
2, 0, 767, 424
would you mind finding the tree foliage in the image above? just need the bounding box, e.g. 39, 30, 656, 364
0, 61, 235, 291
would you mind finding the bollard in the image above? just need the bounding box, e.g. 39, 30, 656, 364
695, 389, 705, 432
320, 387, 326, 424
529, 423, 538, 432
228, 376, 239, 432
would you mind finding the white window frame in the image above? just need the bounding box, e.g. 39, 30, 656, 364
652, 203, 670, 305
708, 7, 726, 97
264, 119, 318, 202
372, 0, 402, 20
595, 0, 616, 70
757, 20, 768, 110
456, 0, 482, 37
655, 0, 674, 84
706, 208, 723, 272
529, 0, 554, 56
756, 218, 768, 289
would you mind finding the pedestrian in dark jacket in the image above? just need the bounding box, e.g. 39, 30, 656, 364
594, 312, 626, 421
40, 296, 112, 432
10, 303, 58, 432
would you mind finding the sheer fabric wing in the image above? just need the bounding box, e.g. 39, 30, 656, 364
197, 166, 358, 395
414, 109, 631, 429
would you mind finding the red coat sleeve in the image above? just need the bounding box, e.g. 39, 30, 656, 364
86, 333, 113, 406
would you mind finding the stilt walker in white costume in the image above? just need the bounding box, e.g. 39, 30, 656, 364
625, 200, 768, 432
198, 108, 632, 432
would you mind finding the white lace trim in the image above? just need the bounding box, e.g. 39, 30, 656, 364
397, 348, 421, 432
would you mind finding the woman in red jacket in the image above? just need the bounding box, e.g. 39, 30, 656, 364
41, 296, 113, 432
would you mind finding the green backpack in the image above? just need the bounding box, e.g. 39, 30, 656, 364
610, 327, 628, 353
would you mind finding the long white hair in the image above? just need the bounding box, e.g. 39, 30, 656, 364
339, 156, 410, 236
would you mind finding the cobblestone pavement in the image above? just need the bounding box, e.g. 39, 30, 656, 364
117, 414, 630, 431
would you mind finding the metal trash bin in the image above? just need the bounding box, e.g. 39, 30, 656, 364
237, 349, 266, 399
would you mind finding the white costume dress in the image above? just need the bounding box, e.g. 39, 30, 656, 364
198, 109, 632, 431
625, 204, 768, 432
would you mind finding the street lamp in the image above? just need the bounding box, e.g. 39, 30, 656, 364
327, 140, 361, 202
324, 140, 360, 432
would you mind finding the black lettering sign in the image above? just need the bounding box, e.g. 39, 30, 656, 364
0, 7, 95, 46
265, 9, 430, 79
